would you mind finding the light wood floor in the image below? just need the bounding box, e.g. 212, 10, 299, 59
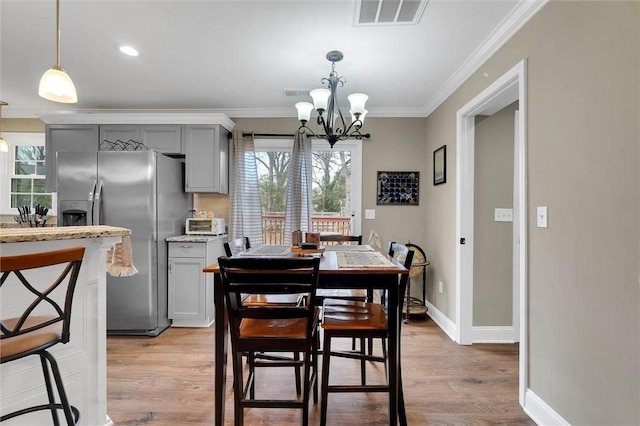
107, 317, 535, 425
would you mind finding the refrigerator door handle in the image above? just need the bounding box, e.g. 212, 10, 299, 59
88, 180, 97, 225
93, 180, 104, 225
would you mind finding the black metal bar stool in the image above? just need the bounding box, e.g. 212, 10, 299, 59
1, 246, 85, 425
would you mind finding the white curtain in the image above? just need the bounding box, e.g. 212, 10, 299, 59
229, 130, 263, 243
283, 132, 313, 245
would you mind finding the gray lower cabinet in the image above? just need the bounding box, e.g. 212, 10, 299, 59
45, 124, 99, 192
167, 237, 227, 327
99, 124, 184, 154
185, 125, 229, 193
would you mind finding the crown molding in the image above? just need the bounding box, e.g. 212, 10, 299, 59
6, 106, 428, 121
38, 110, 235, 131
422, 0, 549, 117
224, 107, 427, 119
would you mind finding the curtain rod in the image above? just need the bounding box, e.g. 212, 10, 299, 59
242, 132, 370, 140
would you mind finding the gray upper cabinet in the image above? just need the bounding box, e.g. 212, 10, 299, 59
185, 125, 229, 193
141, 125, 184, 154
43, 114, 233, 194
99, 125, 184, 154
45, 124, 99, 192
99, 125, 139, 148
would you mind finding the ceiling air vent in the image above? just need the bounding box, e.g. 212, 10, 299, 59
283, 89, 311, 98
354, 0, 428, 26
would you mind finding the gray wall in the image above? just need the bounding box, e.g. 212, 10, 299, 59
424, 1, 639, 424
473, 102, 517, 326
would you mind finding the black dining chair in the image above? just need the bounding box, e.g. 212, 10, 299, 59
319, 242, 413, 426
1, 246, 85, 425
224, 236, 251, 256
218, 256, 321, 426
318, 234, 362, 245
224, 236, 304, 306
224, 236, 304, 393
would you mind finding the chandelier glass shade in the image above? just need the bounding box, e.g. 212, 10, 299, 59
39, 0, 77, 104
295, 51, 370, 148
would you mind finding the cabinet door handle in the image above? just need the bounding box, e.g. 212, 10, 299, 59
180, 245, 193, 249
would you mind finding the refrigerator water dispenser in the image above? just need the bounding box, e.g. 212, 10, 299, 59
60, 200, 90, 226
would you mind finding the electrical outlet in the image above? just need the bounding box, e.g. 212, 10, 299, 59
438, 281, 444, 294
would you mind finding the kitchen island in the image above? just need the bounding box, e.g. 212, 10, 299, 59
0, 225, 130, 426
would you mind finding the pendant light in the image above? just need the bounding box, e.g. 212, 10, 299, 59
0, 102, 8, 153
39, 0, 77, 103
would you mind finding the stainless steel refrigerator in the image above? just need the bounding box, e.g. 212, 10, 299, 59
57, 151, 190, 336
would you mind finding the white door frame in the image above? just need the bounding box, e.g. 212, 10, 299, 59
455, 59, 528, 405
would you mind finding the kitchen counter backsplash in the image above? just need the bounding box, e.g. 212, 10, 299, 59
166, 234, 228, 243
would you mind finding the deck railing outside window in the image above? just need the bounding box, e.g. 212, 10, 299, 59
262, 214, 351, 244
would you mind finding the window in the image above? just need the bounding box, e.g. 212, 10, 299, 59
254, 138, 362, 242
1, 133, 56, 215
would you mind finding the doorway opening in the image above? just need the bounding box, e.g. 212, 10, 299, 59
455, 59, 527, 405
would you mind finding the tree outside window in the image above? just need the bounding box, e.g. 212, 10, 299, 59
256, 151, 290, 213
11, 145, 52, 209
252, 138, 361, 243
255, 150, 351, 217
312, 150, 351, 216
254, 141, 356, 243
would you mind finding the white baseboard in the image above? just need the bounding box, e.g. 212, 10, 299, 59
524, 389, 570, 426
472, 325, 517, 343
425, 300, 457, 341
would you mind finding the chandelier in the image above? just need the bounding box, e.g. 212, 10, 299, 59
295, 51, 370, 148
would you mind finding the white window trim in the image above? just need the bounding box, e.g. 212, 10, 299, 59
0, 132, 57, 215
254, 138, 362, 236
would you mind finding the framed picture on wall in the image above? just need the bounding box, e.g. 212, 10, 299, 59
433, 145, 446, 185
376, 171, 419, 205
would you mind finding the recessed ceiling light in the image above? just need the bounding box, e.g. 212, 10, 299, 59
119, 45, 139, 57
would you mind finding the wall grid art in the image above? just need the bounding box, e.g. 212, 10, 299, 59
376, 171, 419, 205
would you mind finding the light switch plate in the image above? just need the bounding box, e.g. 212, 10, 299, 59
537, 206, 548, 228
365, 209, 375, 220
494, 208, 513, 222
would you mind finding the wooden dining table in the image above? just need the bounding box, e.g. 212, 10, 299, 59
203, 245, 409, 426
